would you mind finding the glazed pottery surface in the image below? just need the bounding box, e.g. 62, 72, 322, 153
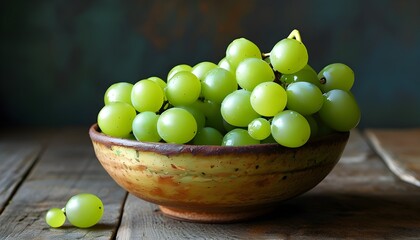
89, 124, 349, 223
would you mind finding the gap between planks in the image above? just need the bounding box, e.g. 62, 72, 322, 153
114, 129, 420, 239
0, 137, 47, 214
0, 127, 128, 240
365, 128, 420, 187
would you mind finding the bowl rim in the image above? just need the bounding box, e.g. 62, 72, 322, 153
89, 123, 349, 155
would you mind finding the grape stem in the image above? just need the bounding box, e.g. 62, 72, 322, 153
287, 29, 302, 43
262, 29, 302, 58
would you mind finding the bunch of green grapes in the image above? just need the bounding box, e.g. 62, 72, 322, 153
97, 29, 360, 147
45, 193, 104, 228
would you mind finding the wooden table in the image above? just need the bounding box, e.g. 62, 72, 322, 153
1, 127, 419, 239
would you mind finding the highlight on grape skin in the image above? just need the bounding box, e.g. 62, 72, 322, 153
96, 29, 360, 148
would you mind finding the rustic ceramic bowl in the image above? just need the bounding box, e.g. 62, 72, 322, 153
89, 124, 349, 223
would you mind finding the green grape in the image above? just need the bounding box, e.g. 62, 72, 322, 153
65, 193, 104, 228
202, 67, 237, 103
280, 64, 321, 88
148, 76, 167, 91
196, 100, 225, 133
191, 61, 218, 81
148, 76, 168, 104
286, 82, 324, 115
318, 63, 354, 92
250, 82, 287, 117
45, 208, 66, 228
131, 79, 164, 112
104, 82, 133, 105
248, 118, 271, 140
222, 128, 259, 146
236, 58, 275, 91
270, 38, 308, 74
132, 111, 161, 142
97, 102, 136, 138
167, 64, 192, 81
305, 114, 318, 138
193, 127, 223, 145
218, 57, 235, 74
165, 71, 201, 106
226, 38, 261, 68
157, 107, 197, 144
97, 29, 359, 149
178, 104, 206, 130
221, 89, 260, 127
126, 133, 137, 140
223, 119, 237, 132
314, 114, 335, 137
318, 89, 360, 131
271, 110, 310, 148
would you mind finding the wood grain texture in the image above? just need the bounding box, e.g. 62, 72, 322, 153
341, 130, 372, 163
2, 128, 420, 239
0, 141, 43, 213
116, 129, 420, 239
366, 128, 420, 187
0, 128, 127, 240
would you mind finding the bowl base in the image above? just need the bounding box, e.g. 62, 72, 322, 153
159, 205, 270, 223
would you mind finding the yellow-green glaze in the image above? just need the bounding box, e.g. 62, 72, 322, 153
89, 124, 349, 222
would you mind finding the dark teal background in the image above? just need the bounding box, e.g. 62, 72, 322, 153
1, 0, 419, 128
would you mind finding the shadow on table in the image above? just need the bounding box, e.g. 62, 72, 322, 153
242, 192, 420, 238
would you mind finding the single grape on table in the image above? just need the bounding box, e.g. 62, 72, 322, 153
45, 208, 66, 228
65, 193, 104, 228
97, 29, 360, 148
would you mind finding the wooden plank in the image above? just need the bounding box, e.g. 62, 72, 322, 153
340, 129, 371, 163
365, 128, 420, 187
0, 141, 43, 213
116, 129, 420, 239
0, 128, 127, 240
